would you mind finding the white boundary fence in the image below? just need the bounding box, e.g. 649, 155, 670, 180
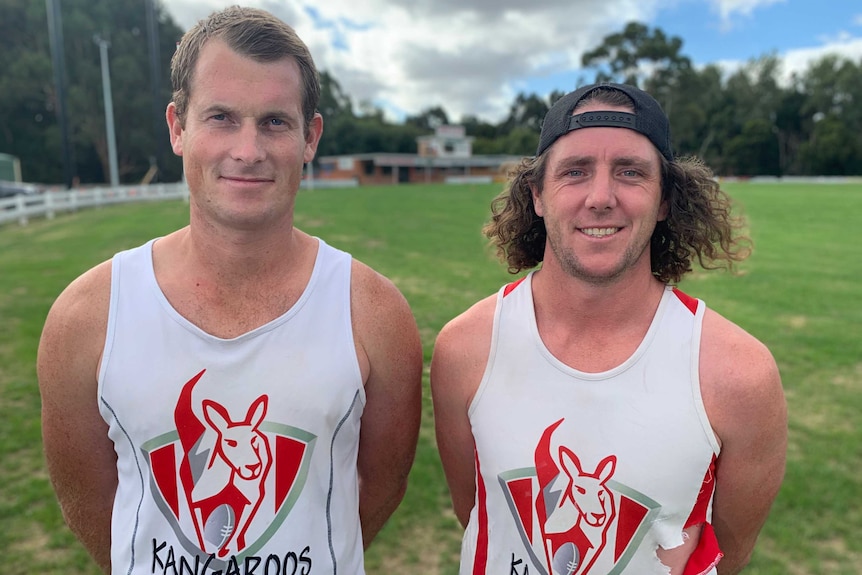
0, 178, 360, 227
0, 183, 189, 227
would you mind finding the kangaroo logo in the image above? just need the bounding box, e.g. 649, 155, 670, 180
498, 418, 662, 575
187, 395, 272, 557
540, 446, 616, 574
142, 369, 317, 563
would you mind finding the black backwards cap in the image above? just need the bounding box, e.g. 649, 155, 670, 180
536, 82, 673, 161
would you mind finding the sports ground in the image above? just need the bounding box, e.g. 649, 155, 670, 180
1, 181, 859, 573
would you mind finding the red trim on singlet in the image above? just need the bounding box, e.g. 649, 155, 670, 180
682, 456, 723, 574
672, 287, 699, 314
503, 277, 527, 297
683, 522, 724, 575
473, 450, 489, 574
685, 456, 716, 528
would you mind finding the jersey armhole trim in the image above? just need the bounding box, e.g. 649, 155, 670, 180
691, 301, 721, 454
467, 285, 508, 418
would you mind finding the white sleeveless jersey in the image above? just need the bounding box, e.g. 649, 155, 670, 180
461, 273, 723, 575
98, 238, 365, 574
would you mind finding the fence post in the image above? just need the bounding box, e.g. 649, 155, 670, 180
16, 194, 28, 225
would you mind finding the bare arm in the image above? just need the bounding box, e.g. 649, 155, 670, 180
38, 261, 117, 573
430, 295, 496, 528
351, 261, 423, 548
701, 310, 787, 575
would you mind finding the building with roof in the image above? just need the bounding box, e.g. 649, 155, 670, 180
315, 125, 523, 186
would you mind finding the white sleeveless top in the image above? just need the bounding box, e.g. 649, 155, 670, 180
99, 238, 366, 574
460, 273, 722, 575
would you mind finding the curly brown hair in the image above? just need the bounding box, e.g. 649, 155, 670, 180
483, 90, 750, 284
170, 6, 320, 132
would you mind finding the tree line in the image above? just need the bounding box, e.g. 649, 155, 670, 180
2, 1, 860, 186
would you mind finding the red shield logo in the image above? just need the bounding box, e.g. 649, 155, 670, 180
141, 370, 315, 562
499, 419, 661, 574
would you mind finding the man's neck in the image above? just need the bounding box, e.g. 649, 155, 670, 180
151, 224, 318, 339
531, 262, 666, 330
530, 267, 667, 373
183, 216, 306, 285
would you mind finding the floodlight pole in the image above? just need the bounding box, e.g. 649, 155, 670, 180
45, 0, 74, 188
145, 0, 164, 182
95, 35, 120, 186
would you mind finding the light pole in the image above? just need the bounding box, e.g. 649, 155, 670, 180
144, 0, 164, 182
94, 35, 120, 186
45, 0, 74, 188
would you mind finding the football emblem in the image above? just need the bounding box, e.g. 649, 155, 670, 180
552, 541, 579, 575
203, 503, 235, 550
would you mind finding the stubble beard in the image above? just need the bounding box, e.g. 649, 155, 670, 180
546, 223, 653, 287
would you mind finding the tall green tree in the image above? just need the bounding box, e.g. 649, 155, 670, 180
581, 22, 691, 90
580, 22, 707, 162
711, 56, 786, 175
0, 0, 61, 182
405, 106, 450, 132
499, 92, 549, 134
795, 55, 862, 174
0, 0, 183, 184
797, 113, 862, 175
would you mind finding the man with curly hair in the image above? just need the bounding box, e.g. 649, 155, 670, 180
431, 83, 786, 575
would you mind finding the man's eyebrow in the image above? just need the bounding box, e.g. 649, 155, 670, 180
613, 155, 652, 164
198, 104, 299, 121
199, 104, 229, 115
262, 110, 302, 123
612, 156, 657, 171
555, 156, 596, 171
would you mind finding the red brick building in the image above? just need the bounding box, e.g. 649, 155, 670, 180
315, 125, 523, 186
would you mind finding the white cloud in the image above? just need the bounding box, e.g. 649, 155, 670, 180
162, 0, 861, 124
709, 0, 785, 20
163, 0, 663, 122
780, 36, 862, 81
704, 34, 862, 87
708, 0, 786, 31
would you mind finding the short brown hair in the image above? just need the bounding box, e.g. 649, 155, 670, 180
170, 5, 320, 131
483, 87, 750, 283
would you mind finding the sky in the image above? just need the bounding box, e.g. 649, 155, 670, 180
162, 0, 862, 124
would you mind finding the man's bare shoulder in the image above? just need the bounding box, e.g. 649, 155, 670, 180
350, 258, 420, 328
701, 309, 780, 389
45, 260, 113, 338
350, 258, 402, 303
436, 292, 498, 358
700, 308, 785, 441
348, 259, 422, 379
430, 291, 499, 406
38, 259, 113, 383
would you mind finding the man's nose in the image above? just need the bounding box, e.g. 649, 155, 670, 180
584, 171, 617, 210
231, 123, 265, 164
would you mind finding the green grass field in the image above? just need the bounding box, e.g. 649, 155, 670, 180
1, 181, 860, 574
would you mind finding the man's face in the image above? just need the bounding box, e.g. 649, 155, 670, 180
532, 103, 668, 285
166, 39, 322, 232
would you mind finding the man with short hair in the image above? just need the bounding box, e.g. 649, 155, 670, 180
431, 83, 786, 575
38, 7, 422, 573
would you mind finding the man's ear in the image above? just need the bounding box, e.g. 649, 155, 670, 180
303, 112, 324, 164
531, 183, 544, 218
166, 102, 184, 156
658, 197, 669, 221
